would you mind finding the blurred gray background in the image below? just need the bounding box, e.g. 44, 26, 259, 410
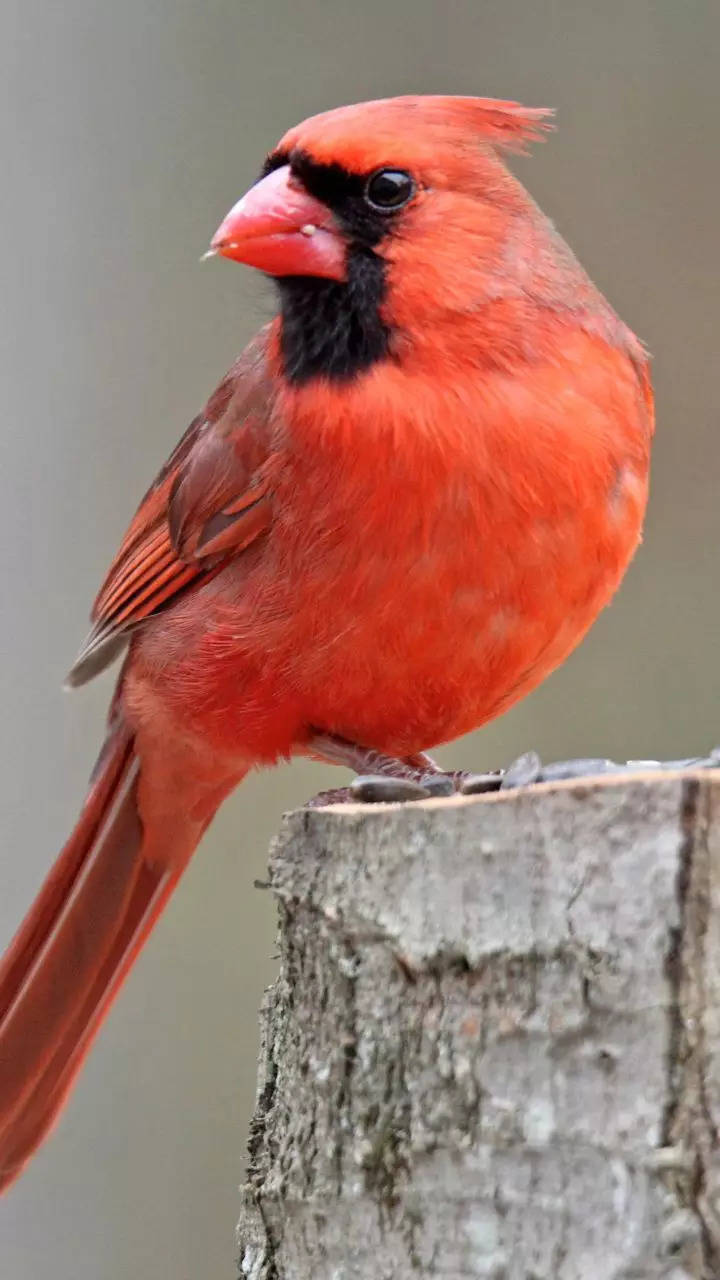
1, 0, 718, 1276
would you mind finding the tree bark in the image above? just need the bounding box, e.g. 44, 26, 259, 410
237, 774, 720, 1279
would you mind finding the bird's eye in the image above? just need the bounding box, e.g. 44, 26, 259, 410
365, 169, 415, 211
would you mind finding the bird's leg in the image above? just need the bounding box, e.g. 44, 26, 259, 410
306, 732, 441, 779
303, 732, 475, 806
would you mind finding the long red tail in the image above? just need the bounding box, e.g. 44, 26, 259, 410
0, 719, 192, 1192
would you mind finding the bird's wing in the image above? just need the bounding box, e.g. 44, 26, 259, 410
67, 331, 277, 686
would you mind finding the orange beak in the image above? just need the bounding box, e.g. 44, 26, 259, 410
209, 165, 346, 281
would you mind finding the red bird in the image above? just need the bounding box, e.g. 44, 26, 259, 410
0, 96, 653, 1190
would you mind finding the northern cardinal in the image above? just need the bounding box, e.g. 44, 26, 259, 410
0, 95, 653, 1191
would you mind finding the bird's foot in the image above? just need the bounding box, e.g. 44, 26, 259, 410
303, 731, 459, 806
306, 747, 720, 807
306, 769, 478, 807
304, 785, 357, 808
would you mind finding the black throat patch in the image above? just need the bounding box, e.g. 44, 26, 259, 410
276, 252, 389, 385
263, 150, 393, 385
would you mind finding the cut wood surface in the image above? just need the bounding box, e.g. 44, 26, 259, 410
237, 773, 720, 1280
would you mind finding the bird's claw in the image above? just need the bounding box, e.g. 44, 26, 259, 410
305, 771, 473, 806
304, 785, 357, 808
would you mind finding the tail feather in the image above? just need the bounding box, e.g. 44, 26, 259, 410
0, 720, 188, 1193
0, 726, 135, 1022
0, 857, 179, 1193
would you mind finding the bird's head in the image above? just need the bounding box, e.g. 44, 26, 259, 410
210, 96, 553, 383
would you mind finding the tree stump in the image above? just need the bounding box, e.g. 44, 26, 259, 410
237, 774, 720, 1279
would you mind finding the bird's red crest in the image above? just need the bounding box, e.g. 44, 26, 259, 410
276, 96, 553, 174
